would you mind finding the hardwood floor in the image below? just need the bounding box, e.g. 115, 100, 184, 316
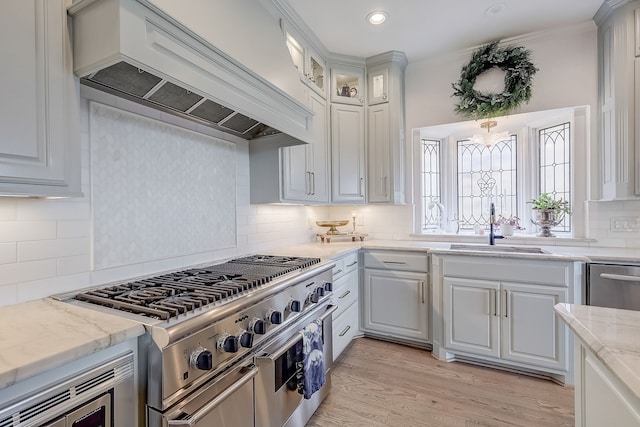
307, 338, 574, 427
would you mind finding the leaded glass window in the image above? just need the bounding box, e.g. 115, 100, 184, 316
421, 139, 441, 231
457, 136, 517, 230
539, 123, 571, 232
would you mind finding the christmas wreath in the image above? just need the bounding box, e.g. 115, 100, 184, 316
452, 41, 538, 120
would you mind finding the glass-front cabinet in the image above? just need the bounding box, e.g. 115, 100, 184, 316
284, 30, 326, 96
331, 65, 364, 105
367, 65, 389, 105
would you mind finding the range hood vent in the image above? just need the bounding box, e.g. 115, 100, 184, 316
68, 0, 312, 144
83, 61, 274, 139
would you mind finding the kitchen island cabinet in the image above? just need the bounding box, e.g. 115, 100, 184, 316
361, 250, 429, 345
0, 0, 81, 197
555, 303, 640, 427
433, 253, 582, 384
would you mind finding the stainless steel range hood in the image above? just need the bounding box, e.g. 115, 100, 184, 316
68, 0, 313, 144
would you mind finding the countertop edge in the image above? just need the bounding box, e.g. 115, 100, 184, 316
554, 303, 640, 402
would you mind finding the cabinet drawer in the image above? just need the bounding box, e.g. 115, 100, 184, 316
441, 256, 571, 286
332, 302, 359, 361
331, 257, 345, 279
363, 250, 428, 272
332, 271, 358, 319
331, 251, 359, 280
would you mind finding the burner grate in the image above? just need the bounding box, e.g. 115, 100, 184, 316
73, 255, 322, 319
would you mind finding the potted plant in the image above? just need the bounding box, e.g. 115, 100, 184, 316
495, 215, 524, 236
527, 193, 571, 237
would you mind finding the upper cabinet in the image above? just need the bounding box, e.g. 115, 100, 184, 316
283, 25, 326, 97
0, 0, 81, 197
367, 66, 389, 105
331, 65, 365, 105
366, 52, 408, 204
595, 1, 640, 198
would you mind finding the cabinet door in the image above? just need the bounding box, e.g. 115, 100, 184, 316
367, 66, 389, 105
0, 0, 79, 196
501, 283, 567, 370
307, 46, 326, 97
362, 269, 428, 342
331, 104, 365, 203
281, 91, 328, 202
308, 91, 329, 202
331, 66, 364, 105
281, 144, 310, 200
367, 104, 391, 203
443, 278, 500, 358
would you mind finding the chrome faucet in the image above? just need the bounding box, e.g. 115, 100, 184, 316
489, 203, 504, 245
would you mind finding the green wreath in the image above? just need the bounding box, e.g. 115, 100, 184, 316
452, 41, 538, 120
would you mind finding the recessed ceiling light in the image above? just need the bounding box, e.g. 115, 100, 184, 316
367, 10, 388, 25
485, 3, 507, 16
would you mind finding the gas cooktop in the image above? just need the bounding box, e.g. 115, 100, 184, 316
73, 255, 321, 320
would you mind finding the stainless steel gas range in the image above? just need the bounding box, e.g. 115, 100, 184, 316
63, 254, 336, 427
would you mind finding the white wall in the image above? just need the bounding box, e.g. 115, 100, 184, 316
0, 88, 315, 307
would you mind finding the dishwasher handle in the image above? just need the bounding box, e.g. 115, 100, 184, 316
600, 273, 640, 283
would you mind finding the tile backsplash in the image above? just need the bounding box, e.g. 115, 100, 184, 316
0, 90, 314, 307
90, 102, 237, 269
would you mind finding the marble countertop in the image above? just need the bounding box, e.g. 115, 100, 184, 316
1, 238, 637, 392
555, 303, 640, 402
0, 298, 145, 389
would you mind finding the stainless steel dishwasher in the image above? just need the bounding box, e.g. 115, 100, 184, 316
587, 263, 640, 310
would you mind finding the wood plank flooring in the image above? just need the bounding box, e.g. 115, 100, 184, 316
307, 338, 574, 427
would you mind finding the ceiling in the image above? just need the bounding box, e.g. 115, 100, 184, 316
286, 0, 606, 62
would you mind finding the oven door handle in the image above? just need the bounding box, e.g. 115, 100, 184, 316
167, 365, 258, 427
600, 273, 640, 283
258, 305, 339, 362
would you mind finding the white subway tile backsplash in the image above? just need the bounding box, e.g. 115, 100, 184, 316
16, 273, 91, 303
0, 221, 57, 243
57, 220, 90, 239
0, 243, 16, 265
0, 259, 57, 286
0, 284, 17, 306
57, 254, 91, 276
17, 238, 89, 262
0, 200, 17, 221
16, 199, 90, 221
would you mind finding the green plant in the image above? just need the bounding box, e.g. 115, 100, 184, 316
527, 193, 571, 215
451, 41, 539, 120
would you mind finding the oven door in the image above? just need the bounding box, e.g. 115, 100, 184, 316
255, 304, 337, 427
149, 361, 257, 427
65, 393, 111, 427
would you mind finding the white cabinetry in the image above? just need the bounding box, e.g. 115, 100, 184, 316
433, 254, 581, 383
330, 103, 365, 203
283, 24, 326, 97
365, 52, 407, 204
595, 2, 640, 197
0, 0, 80, 197
574, 341, 640, 426
281, 90, 329, 202
330, 251, 360, 361
361, 250, 429, 345
443, 278, 567, 370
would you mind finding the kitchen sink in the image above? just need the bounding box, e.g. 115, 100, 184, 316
449, 244, 549, 254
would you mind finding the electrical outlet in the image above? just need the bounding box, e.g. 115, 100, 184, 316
610, 216, 640, 232
357, 215, 365, 226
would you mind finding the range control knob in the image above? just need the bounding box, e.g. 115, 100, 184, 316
316, 286, 325, 298
307, 291, 319, 304
190, 347, 213, 371
288, 299, 301, 313
238, 331, 254, 348
324, 281, 333, 292
250, 318, 267, 335
268, 309, 283, 325
217, 334, 239, 353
